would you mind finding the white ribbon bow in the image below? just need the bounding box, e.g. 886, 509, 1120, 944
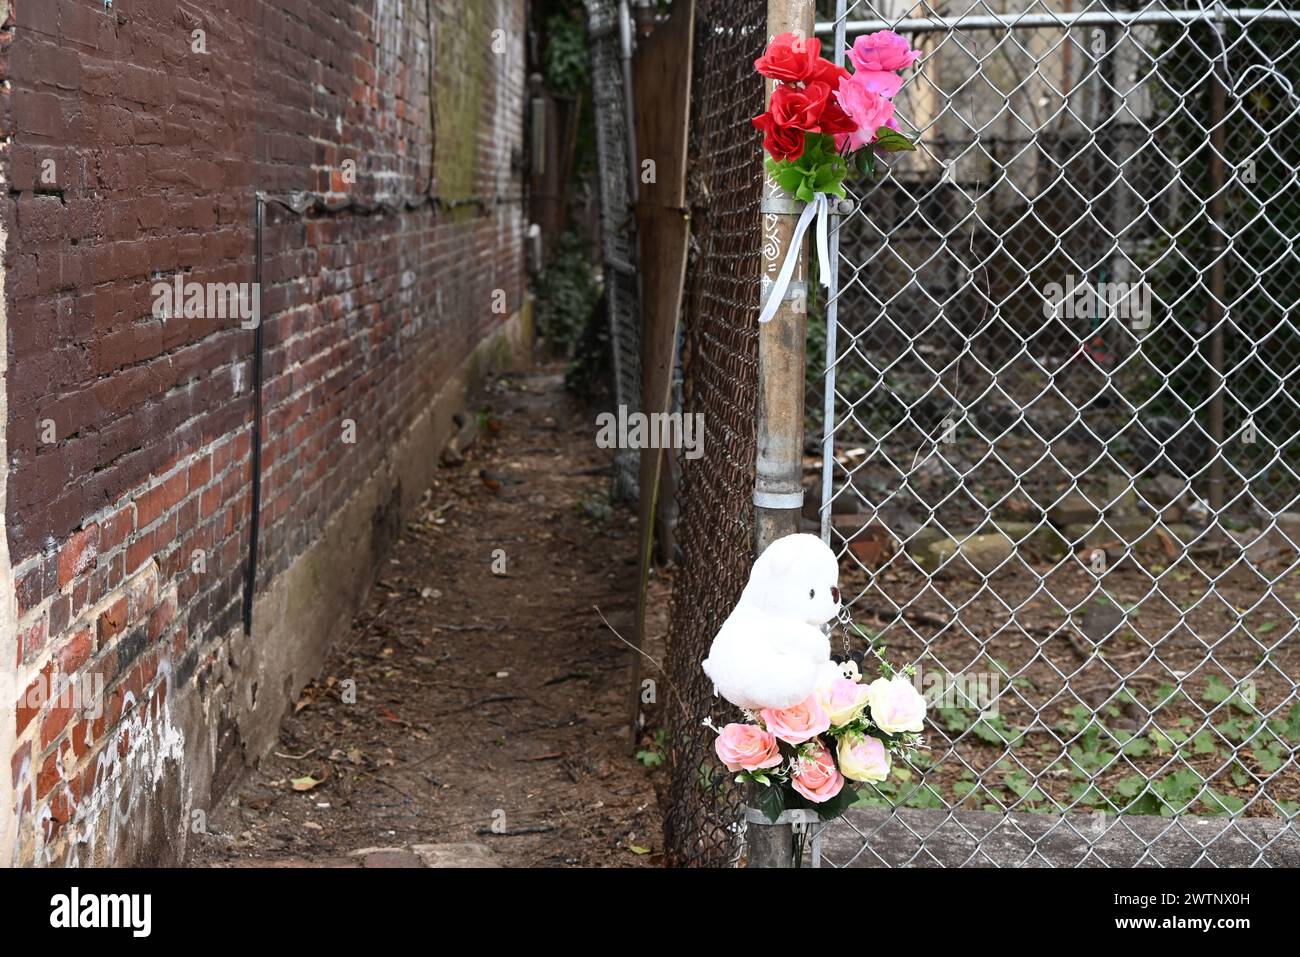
758, 191, 832, 325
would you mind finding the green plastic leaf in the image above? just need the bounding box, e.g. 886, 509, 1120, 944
757, 782, 786, 823
873, 128, 917, 152
812, 783, 861, 821
775, 167, 805, 195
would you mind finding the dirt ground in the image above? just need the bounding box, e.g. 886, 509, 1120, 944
190, 366, 671, 867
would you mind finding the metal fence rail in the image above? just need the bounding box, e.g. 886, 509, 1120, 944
586, 0, 642, 499
813, 0, 1300, 866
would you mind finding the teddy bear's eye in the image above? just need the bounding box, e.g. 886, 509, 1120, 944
809, 589, 815, 599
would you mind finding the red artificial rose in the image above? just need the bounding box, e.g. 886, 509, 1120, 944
755, 32, 823, 83
756, 33, 851, 87
809, 58, 850, 88
752, 111, 805, 162
770, 81, 857, 137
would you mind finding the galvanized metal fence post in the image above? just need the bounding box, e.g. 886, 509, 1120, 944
748, 0, 817, 869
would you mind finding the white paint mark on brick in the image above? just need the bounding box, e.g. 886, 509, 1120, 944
14, 656, 188, 867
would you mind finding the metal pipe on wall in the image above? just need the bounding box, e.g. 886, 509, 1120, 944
243, 193, 267, 636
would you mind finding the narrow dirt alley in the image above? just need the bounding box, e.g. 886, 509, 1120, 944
191, 366, 668, 867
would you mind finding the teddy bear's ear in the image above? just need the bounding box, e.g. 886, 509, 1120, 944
753, 538, 799, 584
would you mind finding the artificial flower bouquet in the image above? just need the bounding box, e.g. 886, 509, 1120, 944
713, 663, 928, 823
753, 30, 921, 201
751, 31, 921, 325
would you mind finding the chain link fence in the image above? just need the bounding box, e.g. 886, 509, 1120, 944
812, 0, 1300, 866
662, 0, 767, 868
585, 0, 643, 499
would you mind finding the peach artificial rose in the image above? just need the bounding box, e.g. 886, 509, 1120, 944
714, 723, 782, 773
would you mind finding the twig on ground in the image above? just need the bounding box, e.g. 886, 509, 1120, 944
594, 605, 695, 728
544, 672, 590, 686
476, 825, 555, 837
860, 604, 950, 628
274, 748, 319, 761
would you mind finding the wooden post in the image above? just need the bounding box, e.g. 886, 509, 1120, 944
629, 0, 695, 745
747, 0, 816, 869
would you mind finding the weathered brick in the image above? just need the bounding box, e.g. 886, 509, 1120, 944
36, 751, 62, 802
127, 563, 160, 624
15, 563, 42, 618
99, 504, 134, 553
97, 596, 128, 644
39, 694, 74, 750
48, 594, 71, 638
134, 470, 187, 529
18, 613, 48, 666
148, 590, 178, 643
187, 454, 212, 491
125, 529, 154, 575
57, 523, 99, 587
57, 627, 94, 675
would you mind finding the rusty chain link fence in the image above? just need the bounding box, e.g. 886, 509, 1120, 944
811, 0, 1300, 866
662, 0, 767, 867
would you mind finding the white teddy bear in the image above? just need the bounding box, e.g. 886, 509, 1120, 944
702, 533, 843, 711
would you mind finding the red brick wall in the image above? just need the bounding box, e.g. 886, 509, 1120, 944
2, 0, 526, 865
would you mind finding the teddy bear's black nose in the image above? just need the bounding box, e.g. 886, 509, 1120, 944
831, 586, 840, 603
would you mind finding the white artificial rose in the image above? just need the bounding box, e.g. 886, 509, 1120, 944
867, 675, 926, 734
837, 732, 891, 783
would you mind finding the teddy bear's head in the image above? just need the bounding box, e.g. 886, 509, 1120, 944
740, 533, 842, 626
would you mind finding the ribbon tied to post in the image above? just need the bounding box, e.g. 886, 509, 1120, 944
758, 191, 832, 325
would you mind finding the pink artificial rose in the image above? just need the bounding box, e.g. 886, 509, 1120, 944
834, 74, 897, 151
848, 68, 904, 100
847, 30, 921, 73
714, 723, 782, 772
761, 694, 831, 745
790, 739, 845, 803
